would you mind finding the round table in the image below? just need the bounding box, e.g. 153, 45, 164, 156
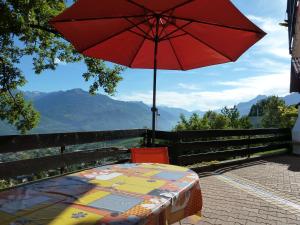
0, 163, 202, 225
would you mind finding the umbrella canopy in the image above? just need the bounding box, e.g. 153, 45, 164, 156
50, 0, 265, 143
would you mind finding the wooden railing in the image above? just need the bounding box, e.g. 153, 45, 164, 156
155, 128, 292, 165
0, 129, 147, 179
0, 128, 292, 180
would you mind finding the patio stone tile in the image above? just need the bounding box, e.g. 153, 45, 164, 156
177, 155, 300, 225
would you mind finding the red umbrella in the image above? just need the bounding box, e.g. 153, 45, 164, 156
50, 0, 265, 143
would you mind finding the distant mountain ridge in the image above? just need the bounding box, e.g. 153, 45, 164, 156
236, 93, 300, 116
0, 89, 193, 135
236, 95, 268, 116
1, 89, 299, 135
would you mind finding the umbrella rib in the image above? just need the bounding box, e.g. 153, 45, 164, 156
125, 17, 153, 39
164, 15, 264, 34
162, 33, 187, 41
128, 29, 152, 40
128, 31, 150, 68
160, 0, 195, 16
167, 37, 184, 70
159, 20, 192, 41
127, 0, 194, 18
158, 9, 175, 38
169, 21, 234, 61
51, 15, 146, 23
80, 18, 149, 53
158, 19, 169, 39
161, 26, 184, 70
127, 0, 156, 14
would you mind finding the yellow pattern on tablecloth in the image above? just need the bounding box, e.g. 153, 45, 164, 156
90, 175, 166, 194
18, 204, 103, 225
75, 190, 110, 205
115, 176, 166, 194
142, 164, 189, 172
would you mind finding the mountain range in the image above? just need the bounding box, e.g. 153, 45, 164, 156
0, 89, 194, 135
0, 89, 299, 135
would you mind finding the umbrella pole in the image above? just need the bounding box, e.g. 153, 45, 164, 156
151, 16, 160, 146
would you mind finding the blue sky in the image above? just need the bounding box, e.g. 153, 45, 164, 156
21, 0, 290, 111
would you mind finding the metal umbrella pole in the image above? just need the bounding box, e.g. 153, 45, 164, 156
151, 15, 160, 146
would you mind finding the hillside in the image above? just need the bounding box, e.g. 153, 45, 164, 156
0, 89, 192, 135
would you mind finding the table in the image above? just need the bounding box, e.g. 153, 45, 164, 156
0, 163, 202, 225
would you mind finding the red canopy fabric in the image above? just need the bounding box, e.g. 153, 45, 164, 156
50, 0, 266, 70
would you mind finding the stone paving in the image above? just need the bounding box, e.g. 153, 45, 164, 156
180, 155, 300, 225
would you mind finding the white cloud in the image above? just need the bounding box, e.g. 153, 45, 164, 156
178, 83, 200, 90
117, 70, 290, 111
247, 15, 289, 59
240, 57, 290, 73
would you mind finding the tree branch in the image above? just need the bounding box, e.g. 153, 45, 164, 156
28, 24, 60, 35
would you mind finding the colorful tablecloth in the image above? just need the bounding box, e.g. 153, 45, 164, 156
0, 163, 202, 225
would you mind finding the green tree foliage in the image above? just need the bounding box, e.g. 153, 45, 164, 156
0, 61, 40, 133
238, 116, 253, 129
0, 0, 125, 133
260, 96, 285, 128
278, 105, 298, 128
249, 96, 297, 128
221, 105, 240, 128
202, 111, 229, 129
174, 106, 252, 131
248, 102, 264, 117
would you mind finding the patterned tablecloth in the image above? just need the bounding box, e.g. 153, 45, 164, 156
0, 163, 202, 225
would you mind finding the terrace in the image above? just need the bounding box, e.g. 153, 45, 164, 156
1, 128, 299, 224
1, 0, 300, 225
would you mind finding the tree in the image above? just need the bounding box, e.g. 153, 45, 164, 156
260, 96, 285, 128
174, 111, 229, 131
202, 111, 229, 129
248, 103, 264, 117
221, 105, 240, 128
0, 1, 125, 133
278, 105, 298, 128
249, 96, 297, 128
174, 113, 206, 131
174, 107, 253, 131
238, 116, 252, 129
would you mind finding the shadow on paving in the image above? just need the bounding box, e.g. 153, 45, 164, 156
197, 160, 268, 178
264, 154, 300, 172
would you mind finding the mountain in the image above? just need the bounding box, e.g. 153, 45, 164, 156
0, 89, 192, 135
282, 92, 300, 105
236, 93, 300, 116
159, 106, 195, 118
236, 95, 268, 116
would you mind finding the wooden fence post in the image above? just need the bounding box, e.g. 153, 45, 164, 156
247, 135, 251, 158
169, 132, 181, 165
60, 145, 66, 174
146, 130, 151, 147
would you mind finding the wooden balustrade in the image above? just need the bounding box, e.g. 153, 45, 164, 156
0, 128, 292, 179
